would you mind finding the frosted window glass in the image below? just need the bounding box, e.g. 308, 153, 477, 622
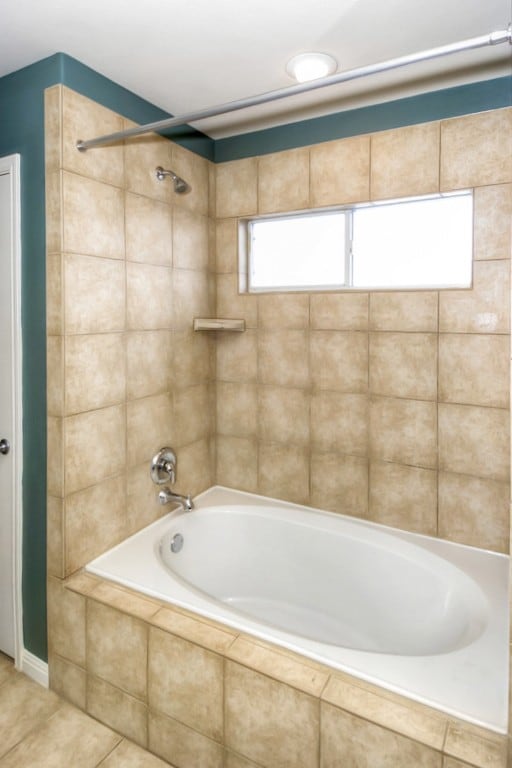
249, 212, 346, 289
352, 194, 473, 288
246, 192, 472, 292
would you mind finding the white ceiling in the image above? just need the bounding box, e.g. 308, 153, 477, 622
2, 0, 511, 138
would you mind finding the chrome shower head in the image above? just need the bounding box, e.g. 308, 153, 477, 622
155, 166, 191, 194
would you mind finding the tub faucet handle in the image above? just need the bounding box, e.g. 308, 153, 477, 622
151, 447, 177, 485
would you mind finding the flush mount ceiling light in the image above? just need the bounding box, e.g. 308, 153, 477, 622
286, 52, 338, 83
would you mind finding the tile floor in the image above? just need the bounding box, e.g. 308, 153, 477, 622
0, 653, 175, 767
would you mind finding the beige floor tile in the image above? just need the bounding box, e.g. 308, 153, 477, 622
0, 654, 15, 686
0, 702, 120, 768
0, 674, 62, 759
100, 738, 175, 767
0, 666, 175, 768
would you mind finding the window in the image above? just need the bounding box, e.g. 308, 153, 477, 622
245, 191, 473, 292
248, 211, 348, 290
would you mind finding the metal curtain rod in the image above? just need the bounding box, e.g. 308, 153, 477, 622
77, 26, 512, 151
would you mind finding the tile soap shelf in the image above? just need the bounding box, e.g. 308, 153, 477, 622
193, 318, 246, 332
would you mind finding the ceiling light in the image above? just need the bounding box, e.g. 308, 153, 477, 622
286, 52, 338, 83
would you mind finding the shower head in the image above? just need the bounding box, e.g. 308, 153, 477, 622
155, 166, 191, 194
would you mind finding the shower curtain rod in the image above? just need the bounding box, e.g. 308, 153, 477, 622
77, 26, 511, 152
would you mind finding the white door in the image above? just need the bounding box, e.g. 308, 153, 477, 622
0, 155, 21, 660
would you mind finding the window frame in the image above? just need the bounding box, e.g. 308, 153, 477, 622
246, 209, 351, 293
242, 190, 473, 294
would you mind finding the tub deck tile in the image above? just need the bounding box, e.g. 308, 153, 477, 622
225, 661, 320, 768
67, 572, 507, 768
150, 606, 238, 654
443, 721, 507, 768
65, 571, 102, 596
149, 709, 224, 768
321, 702, 443, 768
443, 759, 482, 768
321, 674, 447, 750
226, 636, 329, 697
88, 581, 163, 621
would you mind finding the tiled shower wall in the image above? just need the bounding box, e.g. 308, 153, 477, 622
45, 85, 216, 586
214, 109, 512, 554
45, 88, 512, 574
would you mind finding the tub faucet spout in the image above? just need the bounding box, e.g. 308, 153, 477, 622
158, 487, 194, 511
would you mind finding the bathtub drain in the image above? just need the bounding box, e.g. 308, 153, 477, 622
170, 533, 184, 553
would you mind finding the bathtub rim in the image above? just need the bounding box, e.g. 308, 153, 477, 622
85, 484, 510, 734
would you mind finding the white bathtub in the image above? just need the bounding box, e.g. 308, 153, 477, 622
86, 486, 509, 733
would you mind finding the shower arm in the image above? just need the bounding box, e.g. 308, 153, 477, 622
76, 26, 512, 152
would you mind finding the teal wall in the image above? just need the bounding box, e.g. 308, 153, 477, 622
216, 76, 512, 161
0, 53, 211, 661
0, 50, 510, 663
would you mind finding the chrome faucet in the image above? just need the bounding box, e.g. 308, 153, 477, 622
158, 487, 194, 511
150, 447, 194, 511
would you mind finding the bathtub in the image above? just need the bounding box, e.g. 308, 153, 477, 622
86, 486, 509, 733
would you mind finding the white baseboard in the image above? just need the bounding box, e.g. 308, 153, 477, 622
18, 649, 49, 688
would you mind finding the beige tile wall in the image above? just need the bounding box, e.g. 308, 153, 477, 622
215, 108, 512, 554
45, 85, 216, 585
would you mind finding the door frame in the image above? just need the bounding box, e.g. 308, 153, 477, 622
0, 153, 23, 667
